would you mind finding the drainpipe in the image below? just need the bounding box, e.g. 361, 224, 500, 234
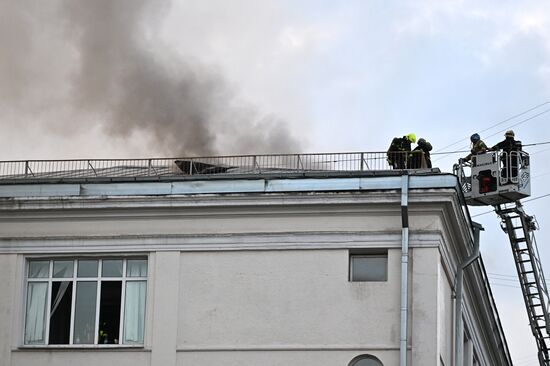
454, 221, 483, 366
400, 173, 410, 366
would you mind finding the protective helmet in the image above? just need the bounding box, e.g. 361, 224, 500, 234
418, 138, 426, 145
470, 133, 480, 143
505, 130, 515, 137
406, 133, 417, 143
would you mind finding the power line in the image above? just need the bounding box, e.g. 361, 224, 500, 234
434, 100, 550, 153
488, 272, 522, 278
433, 105, 550, 162
431, 149, 469, 155
478, 101, 550, 135
524, 141, 550, 147
525, 193, 550, 203
489, 272, 550, 283
471, 193, 550, 218
483, 108, 550, 141
471, 210, 493, 218
533, 171, 550, 179
531, 146, 550, 156
427, 140, 550, 157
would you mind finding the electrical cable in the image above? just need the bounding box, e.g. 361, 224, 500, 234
530, 146, 550, 156
524, 141, 550, 147
471, 193, 550, 218
431, 149, 469, 155
434, 100, 550, 153
426, 140, 550, 157
433, 106, 550, 162
525, 193, 550, 203
483, 108, 550, 141
533, 170, 550, 179
470, 209, 495, 218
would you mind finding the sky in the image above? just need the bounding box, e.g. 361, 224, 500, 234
2, 1, 550, 364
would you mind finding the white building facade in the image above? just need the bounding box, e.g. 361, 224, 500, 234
0, 171, 511, 366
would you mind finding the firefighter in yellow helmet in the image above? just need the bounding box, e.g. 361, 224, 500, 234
387, 133, 416, 169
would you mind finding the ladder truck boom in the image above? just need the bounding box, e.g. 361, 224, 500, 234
455, 149, 550, 365
496, 202, 550, 364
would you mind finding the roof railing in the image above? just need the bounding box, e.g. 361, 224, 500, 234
0, 151, 432, 183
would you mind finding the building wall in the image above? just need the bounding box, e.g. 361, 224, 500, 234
0, 188, 509, 366
178, 249, 401, 349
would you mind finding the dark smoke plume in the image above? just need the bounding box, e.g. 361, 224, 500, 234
0, 0, 301, 156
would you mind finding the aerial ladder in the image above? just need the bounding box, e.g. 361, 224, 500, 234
454, 149, 550, 365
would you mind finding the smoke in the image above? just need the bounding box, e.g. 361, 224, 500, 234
0, 0, 301, 157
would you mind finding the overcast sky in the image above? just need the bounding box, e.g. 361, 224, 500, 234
2, 1, 550, 363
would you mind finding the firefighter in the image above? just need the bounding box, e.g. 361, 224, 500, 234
492, 130, 522, 152
408, 138, 433, 169
387, 133, 416, 169
462, 133, 488, 165
492, 130, 522, 182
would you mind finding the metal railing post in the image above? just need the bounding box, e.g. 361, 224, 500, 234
499, 152, 509, 185
87, 160, 98, 176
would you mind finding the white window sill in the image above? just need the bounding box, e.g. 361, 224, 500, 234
16, 345, 148, 351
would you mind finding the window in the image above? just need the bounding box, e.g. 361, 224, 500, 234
350, 252, 388, 281
348, 354, 384, 366
24, 258, 147, 346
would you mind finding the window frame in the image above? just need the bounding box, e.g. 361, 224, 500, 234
23, 256, 148, 348
349, 250, 388, 282
348, 354, 384, 366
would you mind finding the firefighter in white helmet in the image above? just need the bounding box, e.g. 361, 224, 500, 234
492, 130, 522, 183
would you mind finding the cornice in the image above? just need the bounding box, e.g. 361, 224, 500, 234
0, 231, 443, 254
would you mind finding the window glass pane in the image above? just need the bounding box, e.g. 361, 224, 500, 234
127, 259, 147, 277
53, 260, 73, 278
123, 281, 146, 344
102, 260, 123, 277
29, 261, 49, 278
74, 281, 97, 344
49, 281, 73, 344
351, 256, 387, 281
24, 282, 48, 344
98, 281, 122, 344
78, 260, 98, 277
